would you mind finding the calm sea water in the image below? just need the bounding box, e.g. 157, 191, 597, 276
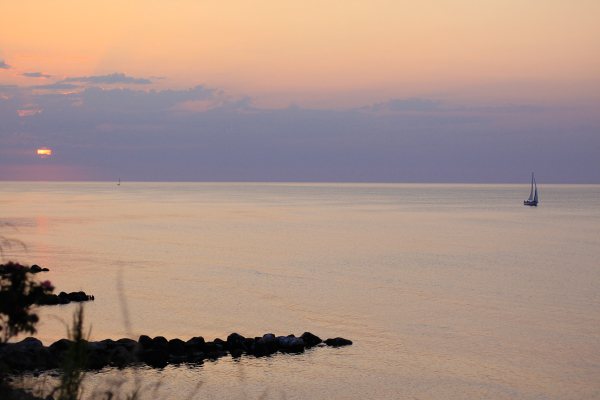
1, 182, 599, 399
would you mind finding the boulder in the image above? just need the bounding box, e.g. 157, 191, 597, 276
300, 332, 322, 347
243, 337, 255, 353
2, 349, 35, 371
252, 338, 268, 357
167, 339, 187, 358
99, 339, 116, 351
87, 341, 107, 353
49, 339, 72, 356
324, 337, 353, 347
203, 342, 221, 354
138, 335, 153, 350
230, 348, 244, 358
139, 349, 168, 368
109, 346, 131, 368
227, 333, 246, 351
15, 337, 44, 352
30, 264, 42, 273
184, 337, 205, 352
37, 294, 60, 305
88, 352, 109, 370
277, 336, 305, 353
33, 347, 59, 370
262, 334, 279, 354
116, 338, 141, 355
152, 336, 168, 351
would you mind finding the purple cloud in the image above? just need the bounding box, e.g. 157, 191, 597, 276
61, 73, 152, 85
21, 72, 53, 79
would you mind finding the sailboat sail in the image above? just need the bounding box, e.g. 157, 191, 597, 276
524, 173, 538, 206
527, 174, 535, 201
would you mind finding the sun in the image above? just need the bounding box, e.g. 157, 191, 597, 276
37, 148, 52, 158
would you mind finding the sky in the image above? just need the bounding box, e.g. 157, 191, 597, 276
1, 0, 599, 183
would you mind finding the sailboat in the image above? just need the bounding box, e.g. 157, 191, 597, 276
524, 173, 538, 206
118, 178, 121, 186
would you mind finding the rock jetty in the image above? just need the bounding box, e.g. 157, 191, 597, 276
0, 264, 49, 274
0, 333, 352, 372
35, 291, 95, 305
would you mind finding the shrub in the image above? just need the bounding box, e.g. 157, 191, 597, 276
0, 261, 54, 343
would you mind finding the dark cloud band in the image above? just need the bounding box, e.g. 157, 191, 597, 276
61, 73, 152, 85
21, 72, 53, 78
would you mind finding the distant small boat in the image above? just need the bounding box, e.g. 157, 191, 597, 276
524, 173, 538, 206
118, 178, 121, 186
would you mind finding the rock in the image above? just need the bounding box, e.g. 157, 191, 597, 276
49, 339, 71, 356
188, 350, 205, 362
205, 349, 227, 359
33, 347, 59, 370
300, 332, 322, 347
139, 349, 168, 368
67, 292, 86, 302
152, 336, 168, 351
15, 337, 44, 352
213, 338, 227, 349
203, 342, 221, 354
42, 268, 49, 272
2, 349, 35, 371
252, 338, 267, 357
324, 337, 353, 347
116, 338, 141, 355
227, 333, 246, 351
36, 294, 60, 305
99, 339, 116, 350
230, 348, 244, 358
138, 335, 153, 350
30, 264, 42, 273
167, 339, 186, 358
243, 337, 255, 353
87, 352, 109, 370
109, 346, 131, 368
87, 341, 107, 353
57, 292, 71, 304
277, 336, 305, 353
262, 334, 279, 354
184, 337, 205, 352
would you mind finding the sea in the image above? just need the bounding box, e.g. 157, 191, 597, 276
1, 182, 599, 399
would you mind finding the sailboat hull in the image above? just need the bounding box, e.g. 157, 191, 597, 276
524, 200, 538, 206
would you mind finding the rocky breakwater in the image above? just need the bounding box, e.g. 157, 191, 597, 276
0, 332, 352, 372
35, 291, 95, 306
0, 264, 49, 274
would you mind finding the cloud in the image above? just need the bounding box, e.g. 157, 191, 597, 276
61, 73, 152, 85
21, 72, 53, 79
18, 109, 42, 117
73, 85, 218, 111
0, 85, 19, 93
1, 83, 597, 183
31, 83, 80, 90
371, 97, 441, 112
0, 60, 12, 69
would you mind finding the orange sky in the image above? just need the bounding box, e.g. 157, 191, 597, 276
1, 0, 599, 108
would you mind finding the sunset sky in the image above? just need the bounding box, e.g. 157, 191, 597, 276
1, 0, 599, 182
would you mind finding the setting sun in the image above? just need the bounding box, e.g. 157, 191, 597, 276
37, 147, 51, 157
